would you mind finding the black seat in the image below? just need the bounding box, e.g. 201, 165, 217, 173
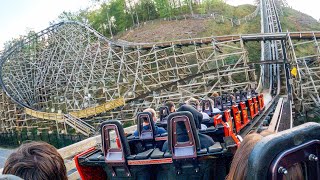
207, 142, 223, 153
179, 105, 215, 148
241, 91, 248, 101
214, 96, 224, 111
250, 89, 258, 96
247, 122, 320, 180
159, 106, 170, 123
100, 120, 132, 178
150, 148, 164, 159
234, 92, 242, 103
100, 120, 153, 179
159, 111, 218, 180
130, 112, 167, 154
200, 100, 218, 127
135, 149, 154, 160
166, 111, 201, 157
136, 112, 157, 140
163, 107, 215, 149
201, 100, 214, 117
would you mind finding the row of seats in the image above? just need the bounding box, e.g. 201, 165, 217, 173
74, 90, 264, 179
158, 91, 264, 136
75, 119, 320, 179
118, 91, 264, 159
76, 108, 232, 179
74, 90, 301, 180
123, 91, 265, 157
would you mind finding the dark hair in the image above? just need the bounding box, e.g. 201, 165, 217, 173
3, 141, 67, 180
165, 101, 175, 113
142, 117, 149, 123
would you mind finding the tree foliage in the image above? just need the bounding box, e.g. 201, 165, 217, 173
135, 0, 159, 22
53, 0, 241, 37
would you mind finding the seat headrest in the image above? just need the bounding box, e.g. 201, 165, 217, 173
201, 100, 213, 114
136, 112, 156, 139
167, 111, 201, 159
214, 96, 224, 110
100, 120, 131, 161
159, 106, 170, 121
247, 122, 320, 180
251, 89, 258, 95
241, 91, 248, 100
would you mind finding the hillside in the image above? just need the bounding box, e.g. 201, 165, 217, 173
117, 5, 320, 43
116, 4, 320, 68
117, 4, 260, 42
281, 7, 320, 31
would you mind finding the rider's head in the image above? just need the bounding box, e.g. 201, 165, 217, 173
3, 141, 67, 180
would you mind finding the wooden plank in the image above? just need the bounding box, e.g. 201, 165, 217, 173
26, 97, 125, 122
268, 98, 284, 132
25, 108, 64, 121
277, 100, 292, 132
70, 97, 125, 118
139, 32, 320, 49
68, 171, 80, 180
65, 160, 75, 172
58, 135, 100, 159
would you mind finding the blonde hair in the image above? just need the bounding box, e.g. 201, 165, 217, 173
186, 97, 200, 108
211, 92, 219, 97
143, 108, 157, 120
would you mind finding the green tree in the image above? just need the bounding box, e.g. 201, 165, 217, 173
154, 0, 171, 18
206, 0, 228, 14
86, 0, 130, 37
57, 10, 89, 23
135, 0, 159, 22
127, 0, 138, 25
108, 0, 130, 32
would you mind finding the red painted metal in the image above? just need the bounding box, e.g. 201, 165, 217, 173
247, 98, 256, 119
239, 101, 250, 126
231, 105, 242, 133
253, 97, 259, 116
258, 94, 265, 110
74, 147, 107, 180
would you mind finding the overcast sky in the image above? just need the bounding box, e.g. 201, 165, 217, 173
0, 0, 320, 50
